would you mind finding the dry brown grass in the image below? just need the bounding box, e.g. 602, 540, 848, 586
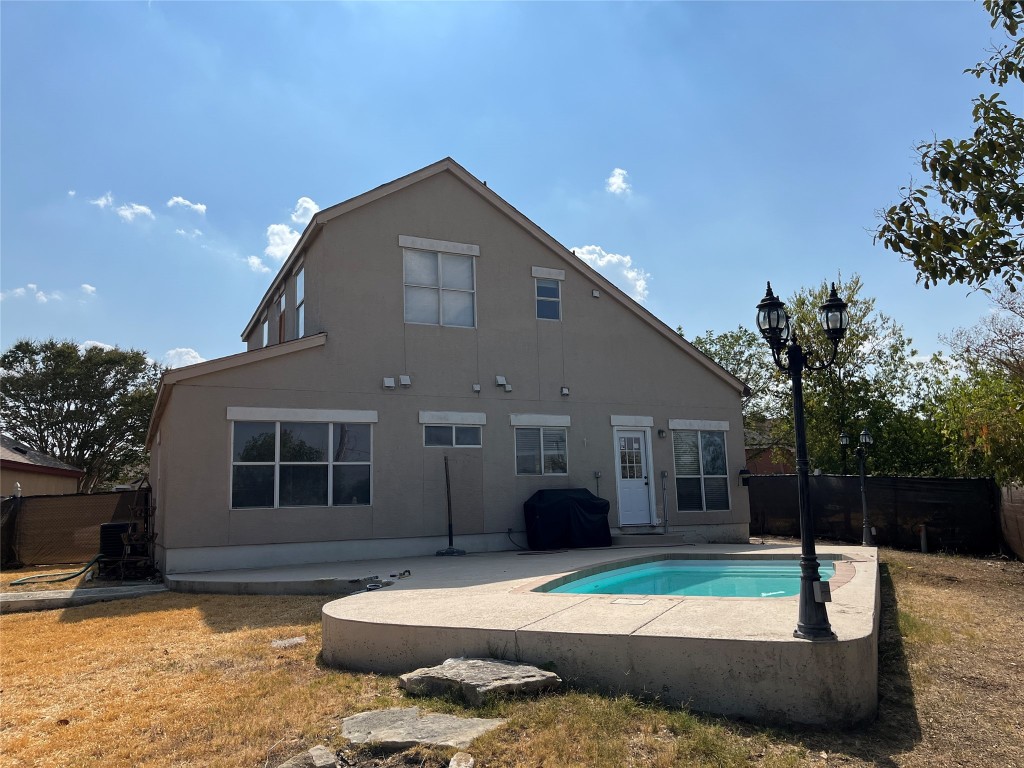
1, 548, 1021, 767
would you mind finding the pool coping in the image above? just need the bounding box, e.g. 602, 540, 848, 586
321, 543, 879, 726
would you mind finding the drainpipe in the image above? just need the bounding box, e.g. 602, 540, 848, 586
661, 471, 669, 535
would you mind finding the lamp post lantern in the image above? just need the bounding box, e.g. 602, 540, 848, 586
756, 281, 849, 641
857, 429, 874, 546
839, 431, 850, 475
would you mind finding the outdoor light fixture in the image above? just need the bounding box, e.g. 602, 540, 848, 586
561, 386, 570, 397
839, 431, 850, 475
658, 429, 667, 438
756, 281, 849, 641
857, 429, 874, 546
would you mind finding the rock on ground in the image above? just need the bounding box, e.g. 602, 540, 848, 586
399, 657, 561, 706
341, 707, 505, 750
276, 744, 339, 768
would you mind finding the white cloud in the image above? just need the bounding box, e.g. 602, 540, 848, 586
80, 340, 114, 352
290, 196, 320, 226
68, 190, 76, 197
175, 228, 203, 239
247, 255, 271, 274
0, 287, 26, 301
116, 203, 155, 222
162, 348, 206, 368
90, 192, 114, 209
167, 196, 207, 215
605, 168, 632, 196
265, 223, 299, 260
572, 244, 651, 302
81, 284, 97, 295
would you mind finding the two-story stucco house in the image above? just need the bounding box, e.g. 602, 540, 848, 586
146, 158, 750, 574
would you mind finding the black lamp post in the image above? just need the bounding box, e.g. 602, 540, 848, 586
839, 431, 850, 475
756, 281, 849, 641
857, 429, 874, 546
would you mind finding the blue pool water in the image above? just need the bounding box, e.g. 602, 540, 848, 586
547, 559, 835, 598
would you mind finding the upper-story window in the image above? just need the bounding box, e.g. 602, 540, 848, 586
403, 249, 476, 328
261, 315, 269, 348
276, 291, 286, 343
531, 267, 565, 321
536, 279, 560, 320
295, 267, 305, 338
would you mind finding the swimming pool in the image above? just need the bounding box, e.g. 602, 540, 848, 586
543, 558, 835, 598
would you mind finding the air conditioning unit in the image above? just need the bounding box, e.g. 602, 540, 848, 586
99, 522, 145, 559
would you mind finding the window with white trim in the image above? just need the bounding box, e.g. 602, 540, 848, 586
261, 315, 269, 348
231, 421, 371, 508
515, 427, 567, 475
423, 425, 482, 447
536, 278, 560, 320
276, 291, 286, 343
672, 429, 729, 511
295, 267, 305, 338
403, 248, 475, 327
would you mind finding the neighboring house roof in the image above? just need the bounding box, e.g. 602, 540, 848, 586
239, 157, 748, 397
0, 434, 84, 478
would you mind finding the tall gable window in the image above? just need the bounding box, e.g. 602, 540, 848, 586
672, 428, 729, 511
295, 267, 305, 337
277, 291, 287, 343
401, 236, 478, 328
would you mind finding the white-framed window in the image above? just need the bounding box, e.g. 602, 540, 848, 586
423, 425, 482, 447
403, 248, 476, 327
536, 278, 561, 320
261, 315, 269, 348
295, 266, 305, 338
231, 420, 372, 508
515, 427, 568, 475
672, 429, 729, 511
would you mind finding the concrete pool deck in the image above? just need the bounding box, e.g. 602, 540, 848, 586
319, 542, 880, 726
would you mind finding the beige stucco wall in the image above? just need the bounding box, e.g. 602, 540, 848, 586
154, 170, 749, 571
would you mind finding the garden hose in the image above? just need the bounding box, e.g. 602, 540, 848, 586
9, 554, 103, 585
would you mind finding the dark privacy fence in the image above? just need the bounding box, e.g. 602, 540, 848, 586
0, 489, 149, 567
748, 475, 1003, 555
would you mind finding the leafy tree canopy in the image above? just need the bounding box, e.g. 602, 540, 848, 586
876, 0, 1024, 292
1, 339, 162, 492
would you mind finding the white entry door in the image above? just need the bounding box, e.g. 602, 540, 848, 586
615, 429, 654, 525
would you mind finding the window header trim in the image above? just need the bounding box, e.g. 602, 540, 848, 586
610, 415, 654, 427
510, 414, 571, 427
531, 266, 565, 281
227, 407, 379, 423
668, 419, 731, 431
399, 235, 480, 256
418, 410, 487, 425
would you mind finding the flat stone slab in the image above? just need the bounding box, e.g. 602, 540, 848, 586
399, 657, 561, 706
276, 744, 338, 768
0, 584, 167, 614
341, 707, 505, 750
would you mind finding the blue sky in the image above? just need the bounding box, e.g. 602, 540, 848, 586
1, 1, 1012, 368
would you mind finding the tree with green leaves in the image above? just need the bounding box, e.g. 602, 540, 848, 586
686, 325, 785, 423
876, 0, 1023, 292
1, 339, 162, 493
926, 287, 1024, 483
773, 275, 949, 476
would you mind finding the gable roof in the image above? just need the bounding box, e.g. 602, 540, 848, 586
241, 157, 747, 396
1, 434, 84, 477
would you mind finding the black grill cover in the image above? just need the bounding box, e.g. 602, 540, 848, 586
523, 488, 612, 550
